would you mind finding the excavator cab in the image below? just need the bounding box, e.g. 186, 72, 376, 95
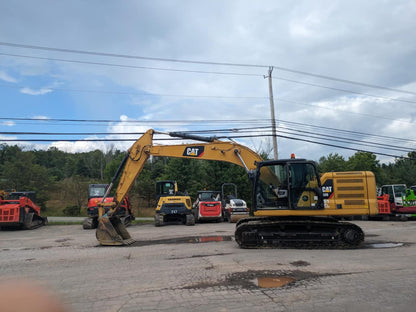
253, 159, 323, 212
155, 180, 177, 201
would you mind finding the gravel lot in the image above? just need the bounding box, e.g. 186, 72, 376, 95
1, 220, 416, 312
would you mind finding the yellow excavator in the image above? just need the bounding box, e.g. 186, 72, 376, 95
154, 180, 194, 226
96, 129, 378, 248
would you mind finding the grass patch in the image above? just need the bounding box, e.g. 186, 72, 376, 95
44, 205, 155, 218
47, 218, 153, 226
48, 221, 83, 226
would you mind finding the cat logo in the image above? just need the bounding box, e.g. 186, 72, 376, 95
321, 179, 334, 199
183, 146, 205, 157
322, 186, 332, 193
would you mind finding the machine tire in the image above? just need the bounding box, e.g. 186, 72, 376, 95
154, 214, 164, 227
23, 212, 34, 230
185, 214, 195, 226
121, 215, 133, 227
194, 208, 199, 223
82, 217, 98, 229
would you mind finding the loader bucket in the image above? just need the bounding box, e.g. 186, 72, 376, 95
96, 215, 135, 246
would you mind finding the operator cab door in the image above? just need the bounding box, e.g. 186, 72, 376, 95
253, 160, 323, 212
155, 181, 176, 202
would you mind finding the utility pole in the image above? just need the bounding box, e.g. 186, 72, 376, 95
267, 66, 278, 159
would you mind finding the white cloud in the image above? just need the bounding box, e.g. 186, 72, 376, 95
50, 139, 108, 153
32, 115, 50, 120
0, 70, 17, 83
0, 0, 415, 163
20, 87, 53, 95
0, 134, 17, 140
1, 121, 15, 126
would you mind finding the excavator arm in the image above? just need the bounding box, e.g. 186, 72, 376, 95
96, 129, 264, 245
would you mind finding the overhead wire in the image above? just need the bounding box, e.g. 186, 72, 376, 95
0, 41, 415, 96
0, 52, 263, 77
1, 122, 415, 158
1, 117, 415, 145
1, 42, 415, 160
1, 44, 415, 132
1, 131, 414, 160
274, 78, 416, 105
0, 52, 414, 105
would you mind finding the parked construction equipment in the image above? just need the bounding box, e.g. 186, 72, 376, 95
375, 184, 416, 220
193, 189, 222, 222
95, 129, 378, 248
154, 180, 194, 226
83, 184, 134, 229
0, 189, 14, 200
0, 191, 48, 229
221, 183, 248, 223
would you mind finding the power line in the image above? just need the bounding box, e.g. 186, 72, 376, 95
275, 77, 416, 105
0, 41, 267, 68
1, 41, 415, 96
0, 83, 267, 100
2, 124, 414, 154
0, 117, 270, 124
228, 134, 415, 160
1, 118, 415, 161
1, 132, 413, 160
278, 98, 416, 125
277, 119, 416, 145
0, 52, 263, 77
0, 126, 273, 136
276, 128, 414, 153
1, 52, 414, 106
2, 117, 415, 145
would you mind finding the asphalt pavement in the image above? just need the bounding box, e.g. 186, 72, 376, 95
1, 220, 416, 312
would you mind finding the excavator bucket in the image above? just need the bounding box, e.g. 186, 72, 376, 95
96, 215, 135, 246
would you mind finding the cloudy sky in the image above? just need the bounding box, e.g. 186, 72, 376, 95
0, 0, 415, 163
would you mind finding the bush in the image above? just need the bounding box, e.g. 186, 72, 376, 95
63, 205, 80, 216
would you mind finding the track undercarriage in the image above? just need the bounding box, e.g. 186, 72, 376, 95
234, 216, 364, 249
23, 212, 48, 230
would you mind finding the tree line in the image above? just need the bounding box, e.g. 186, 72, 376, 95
1, 143, 416, 215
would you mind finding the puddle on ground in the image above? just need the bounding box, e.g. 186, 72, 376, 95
183, 270, 318, 290
367, 242, 404, 248
255, 276, 295, 288
107, 234, 405, 249
131, 235, 233, 247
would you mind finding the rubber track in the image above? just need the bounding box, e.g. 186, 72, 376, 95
235, 216, 364, 249
24, 213, 47, 230
83, 217, 96, 229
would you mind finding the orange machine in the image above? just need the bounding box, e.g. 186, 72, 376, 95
0, 191, 47, 229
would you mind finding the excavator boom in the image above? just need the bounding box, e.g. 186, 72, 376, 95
96, 129, 263, 245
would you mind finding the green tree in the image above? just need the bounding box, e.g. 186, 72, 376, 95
160, 158, 202, 196
59, 175, 89, 215
388, 151, 416, 187
346, 152, 379, 171
346, 152, 381, 182
317, 153, 346, 173
0, 150, 52, 209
